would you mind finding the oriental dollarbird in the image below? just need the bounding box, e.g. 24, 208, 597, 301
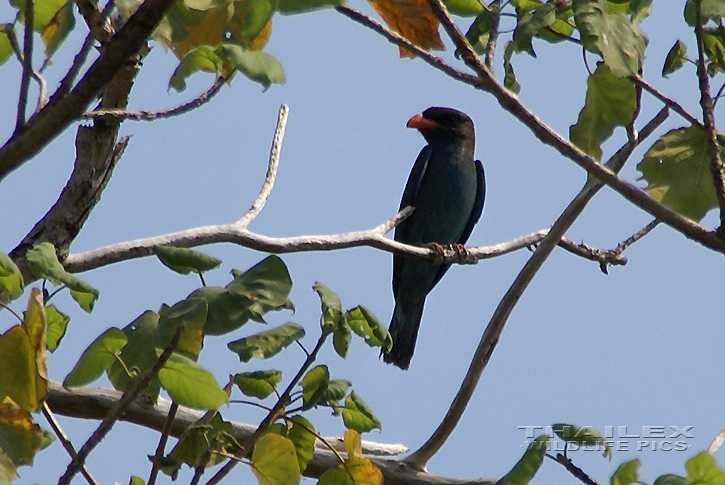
383, 107, 485, 370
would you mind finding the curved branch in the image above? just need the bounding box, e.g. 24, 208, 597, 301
337, 3, 725, 256
46, 382, 497, 485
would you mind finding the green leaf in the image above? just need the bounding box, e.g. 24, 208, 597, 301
332, 316, 351, 358
573, 0, 647, 77
0, 326, 37, 411
169, 45, 224, 92
342, 392, 381, 433
233, 369, 282, 398
662, 40, 687, 77
498, 435, 549, 485
313, 282, 343, 334
277, 0, 342, 13
702, 29, 725, 74
0, 408, 53, 473
464, 10, 493, 55
25, 242, 99, 312
251, 433, 301, 485
153, 245, 222, 275
158, 352, 228, 410
0, 251, 23, 301
157, 297, 208, 360
63, 328, 127, 388
504, 42, 521, 93
167, 412, 240, 471
227, 322, 305, 362
287, 415, 315, 473
129, 476, 146, 485
320, 379, 351, 405
229, 0, 275, 42
11, 0, 67, 31
569, 63, 637, 160
637, 127, 720, 221
312, 281, 342, 313
685, 452, 725, 485
41, 1, 74, 58
628, 0, 651, 23
299, 365, 329, 409
189, 286, 253, 335
0, 27, 13, 67
215, 44, 285, 89
611, 459, 641, 485
443, 0, 483, 16
45, 304, 69, 352
512, 3, 556, 56
107, 311, 162, 400
226, 255, 294, 323
552, 424, 611, 459
655, 475, 686, 485
685, 0, 725, 26
345, 306, 392, 351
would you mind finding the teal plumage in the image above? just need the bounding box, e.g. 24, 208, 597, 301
383, 107, 485, 370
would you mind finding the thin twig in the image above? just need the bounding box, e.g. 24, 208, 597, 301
147, 402, 179, 485
83, 75, 228, 121
709, 425, 725, 455
204, 328, 331, 485
41, 403, 99, 485
237, 104, 288, 227
616, 219, 660, 254
554, 454, 603, 485
631, 75, 702, 128
484, 3, 500, 71
58, 327, 182, 485
15, 0, 34, 132
694, 3, 725, 234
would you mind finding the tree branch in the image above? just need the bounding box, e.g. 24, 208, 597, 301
0, 0, 176, 181
41, 403, 99, 485
46, 382, 500, 485
337, 2, 725, 256
15, 0, 34, 132
694, 3, 725, 234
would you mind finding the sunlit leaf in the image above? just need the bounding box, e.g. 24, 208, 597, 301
169, 45, 224, 92
153, 245, 222, 275
158, 352, 228, 410
0, 327, 37, 411
227, 322, 305, 362
299, 365, 329, 409
0, 251, 23, 301
288, 415, 315, 473
342, 392, 381, 433
251, 433, 300, 485
662, 40, 687, 77
25, 242, 99, 313
107, 311, 162, 400
63, 328, 127, 388
45, 304, 69, 352
345, 306, 391, 351
0, 27, 13, 67
157, 297, 208, 360
573, 0, 647, 77
552, 423, 611, 459
442, 0, 483, 16
611, 459, 641, 485
41, 1, 74, 58
0, 399, 53, 472
685, 449, 725, 485
229, 0, 275, 45
638, 126, 721, 221
169, 1, 228, 57
504, 42, 521, 93
233, 369, 282, 398
367, 0, 444, 57
318, 429, 382, 485
277, 0, 342, 12
11, 0, 67, 31
216, 44, 286, 89
569, 63, 636, 160
498, 435, 549, 485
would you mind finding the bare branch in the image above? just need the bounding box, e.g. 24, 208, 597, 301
74, 0, 115, 43
616, 219, 660, 254
83, 75, 228, 122
237, 104, 288, 227
484, 3, 500, 71
41, 403, 99, 485
709, 425, 725, 455
47, 382, 504, 485
15, 0, 34, 132
694, 4, 725, 234
0, 0, 177, 181
631, 75, 702, 128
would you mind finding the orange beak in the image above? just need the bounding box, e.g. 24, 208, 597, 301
407, 113, 440, 130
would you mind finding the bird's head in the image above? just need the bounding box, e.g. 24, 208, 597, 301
406, 107, 475, 145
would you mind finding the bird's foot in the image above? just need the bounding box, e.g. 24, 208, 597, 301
448, 243, 477, 264
423, 242, 447, 265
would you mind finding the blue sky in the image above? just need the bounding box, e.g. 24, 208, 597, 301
2, 1, 724, 484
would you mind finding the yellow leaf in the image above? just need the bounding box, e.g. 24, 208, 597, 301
251, 432, 300, 485
23, 289, 48, 405
172, 4, 230, 59
0, 327, 38, 411
342, 430, 383, 485
367, 0, 444, 57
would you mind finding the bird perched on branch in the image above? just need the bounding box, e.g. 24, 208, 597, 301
383, 107, 486, 370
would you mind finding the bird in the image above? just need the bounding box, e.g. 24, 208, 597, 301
383, 107, 486, 370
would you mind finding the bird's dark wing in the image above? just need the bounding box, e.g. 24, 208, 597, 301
457, 159, 486, 245
428, 160, 485, 290
392, 146, 431, 295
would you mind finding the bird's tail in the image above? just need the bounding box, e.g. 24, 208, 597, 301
382, 294, 425, 370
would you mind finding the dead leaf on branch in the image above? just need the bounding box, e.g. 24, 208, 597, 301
367, 0, 445, 57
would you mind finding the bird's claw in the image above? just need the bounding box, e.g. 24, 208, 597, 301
424, 242, 476, 264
